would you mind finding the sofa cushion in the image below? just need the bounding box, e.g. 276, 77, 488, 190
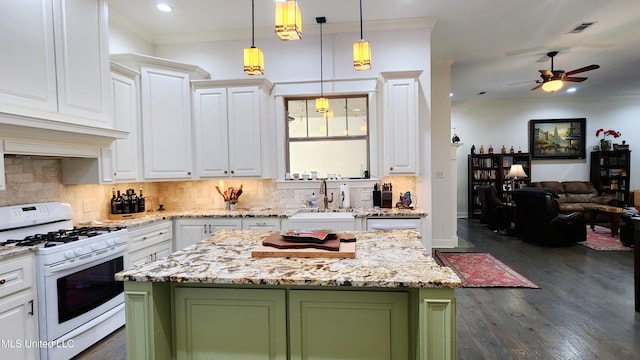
530, 181, 567, 202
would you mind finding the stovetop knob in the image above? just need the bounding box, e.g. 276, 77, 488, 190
64, 250, 75, 259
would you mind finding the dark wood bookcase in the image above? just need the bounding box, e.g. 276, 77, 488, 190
590, 150, 631, 206
468, 153, 532, 219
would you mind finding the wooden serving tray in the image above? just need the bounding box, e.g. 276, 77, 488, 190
252, 233, 356, 259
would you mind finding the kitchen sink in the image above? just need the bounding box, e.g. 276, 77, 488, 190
287, 212, 355, 231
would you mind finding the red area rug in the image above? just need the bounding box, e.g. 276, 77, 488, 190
434, 251, 540, 288
577, 225, 632, 251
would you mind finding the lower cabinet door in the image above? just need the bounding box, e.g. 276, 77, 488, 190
289, 290, 409, 360
174, 288, 287, 360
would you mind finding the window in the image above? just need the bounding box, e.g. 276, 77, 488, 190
286, 95, 369, 178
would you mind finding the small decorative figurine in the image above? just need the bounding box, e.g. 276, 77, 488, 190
471, 145, 476, 154
479, 145, 485, 154
452, 133, 460, 144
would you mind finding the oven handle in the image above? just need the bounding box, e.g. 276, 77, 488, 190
44, 244, 127, 275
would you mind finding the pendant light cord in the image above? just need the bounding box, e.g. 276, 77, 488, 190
359, 0, 363, 41
320, 21, 324, 96
251, 0, 255, 48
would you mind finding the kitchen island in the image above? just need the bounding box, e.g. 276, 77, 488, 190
115, 229, 460, 360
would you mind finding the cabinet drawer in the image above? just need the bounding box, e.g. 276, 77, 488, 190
242, 218, 281, 230
128, 221, 173, 252
0, 254, 34, 298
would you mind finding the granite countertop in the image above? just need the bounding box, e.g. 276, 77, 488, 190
0, 247, 35, 261
115, 229, 460, 289
93, 207, 427, 228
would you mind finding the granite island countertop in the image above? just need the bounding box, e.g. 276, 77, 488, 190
91, 207, 427, 228
115, 229, 460, 289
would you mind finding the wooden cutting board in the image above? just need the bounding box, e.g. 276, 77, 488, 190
251, 233, 356, 259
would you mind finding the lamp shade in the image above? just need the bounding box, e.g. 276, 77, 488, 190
275, 0, 302, 40
541, 79, 563, 92
243, 47, 264, 75
507, 164, 528, 178
315, 97, 329, 113
353, 40, 371, 70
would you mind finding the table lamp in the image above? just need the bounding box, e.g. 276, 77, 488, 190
507, 164, 528, 189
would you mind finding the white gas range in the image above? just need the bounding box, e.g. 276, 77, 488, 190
0, 202, 128, 360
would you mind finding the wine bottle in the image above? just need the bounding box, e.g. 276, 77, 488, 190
138, 186, 146, 212
115, 190, 124, 214
122, 189, 130, 214
129, 188, 139, 213
110, 188, 117, 214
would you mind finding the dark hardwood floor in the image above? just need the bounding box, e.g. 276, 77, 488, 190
452, 219, 639, 360
74, 219, 640, 359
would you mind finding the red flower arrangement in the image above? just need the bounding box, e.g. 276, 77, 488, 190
595, 128, 621, 139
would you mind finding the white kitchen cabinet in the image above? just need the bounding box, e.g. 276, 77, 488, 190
192, 79, 273, 178
174, 218, 242, 250
0, 253, 38, 360
0, 0, 112, 127
110, 54, 209, 181
381, 71, 422, 175
110, 63, 141, 182
127, 220, 173, 267
242, 218, 281, 230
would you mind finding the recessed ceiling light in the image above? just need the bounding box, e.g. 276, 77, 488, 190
567, 88, 577, 93
156, 3, 172, 12
450, 93, 453, 97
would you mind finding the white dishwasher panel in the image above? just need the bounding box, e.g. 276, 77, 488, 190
366, 218, 421, 231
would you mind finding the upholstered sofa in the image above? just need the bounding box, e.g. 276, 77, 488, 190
528, 181, 618, 214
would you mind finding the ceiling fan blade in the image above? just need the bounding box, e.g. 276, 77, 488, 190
509, 80, 538, 86
531, 83, 543, 91
505, 46, 546, 57
565, 64, 600, 76
563, 77, 587, 82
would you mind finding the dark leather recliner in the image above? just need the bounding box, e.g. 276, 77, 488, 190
511, 187, 586, 246
478, 185, 511, 231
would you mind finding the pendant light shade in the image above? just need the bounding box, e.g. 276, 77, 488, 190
244, 0, 264, 75
353, 41, 371, 70
243, 47, 264, 75
315, 17, 329, 113
541, 79, 563, 92
275, 0, 302, 40
316, 97, 329, 113
353, 0, 371, 70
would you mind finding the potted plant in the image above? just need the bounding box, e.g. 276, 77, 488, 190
595, 128, 621, 151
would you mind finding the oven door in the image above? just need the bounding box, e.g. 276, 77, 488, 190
41, 246, 128, 341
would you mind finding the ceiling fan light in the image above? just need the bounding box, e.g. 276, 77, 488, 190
353, 40, 371, 70
243, 47, 264, 75
275, 0, 302, 40
542, 79, 563, 92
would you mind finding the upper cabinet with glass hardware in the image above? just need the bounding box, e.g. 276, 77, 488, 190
381, 71, 422, 175
192, 79, 274, 178
0, 0, 112, 128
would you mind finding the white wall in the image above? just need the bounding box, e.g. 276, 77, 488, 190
453, 95, 640, 216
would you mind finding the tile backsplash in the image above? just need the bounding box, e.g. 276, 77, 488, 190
1, 156, 417, 223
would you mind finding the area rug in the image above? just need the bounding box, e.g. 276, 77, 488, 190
434, 251, 540, 288
577, 225, 632, 251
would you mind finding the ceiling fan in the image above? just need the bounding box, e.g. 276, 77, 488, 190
531, 51, 600, 92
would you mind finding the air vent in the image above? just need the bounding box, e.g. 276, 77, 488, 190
568, 22, 595, 34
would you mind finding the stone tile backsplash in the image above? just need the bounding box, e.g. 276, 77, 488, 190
1, 156, 416, 223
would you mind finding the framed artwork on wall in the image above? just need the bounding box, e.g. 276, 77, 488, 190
529, 118, 586, 160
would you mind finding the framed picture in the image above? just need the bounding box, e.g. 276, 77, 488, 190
529, 118, 586, 160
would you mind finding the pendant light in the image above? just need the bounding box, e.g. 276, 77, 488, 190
275, 0, 302, 40
244, 0, 264, 75
353, 0, 371, 70
315, 17, 329, 113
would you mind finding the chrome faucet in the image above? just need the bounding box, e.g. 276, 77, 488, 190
320, 179, 333, 210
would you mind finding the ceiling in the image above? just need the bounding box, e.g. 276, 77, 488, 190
107, 0, 640, 102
